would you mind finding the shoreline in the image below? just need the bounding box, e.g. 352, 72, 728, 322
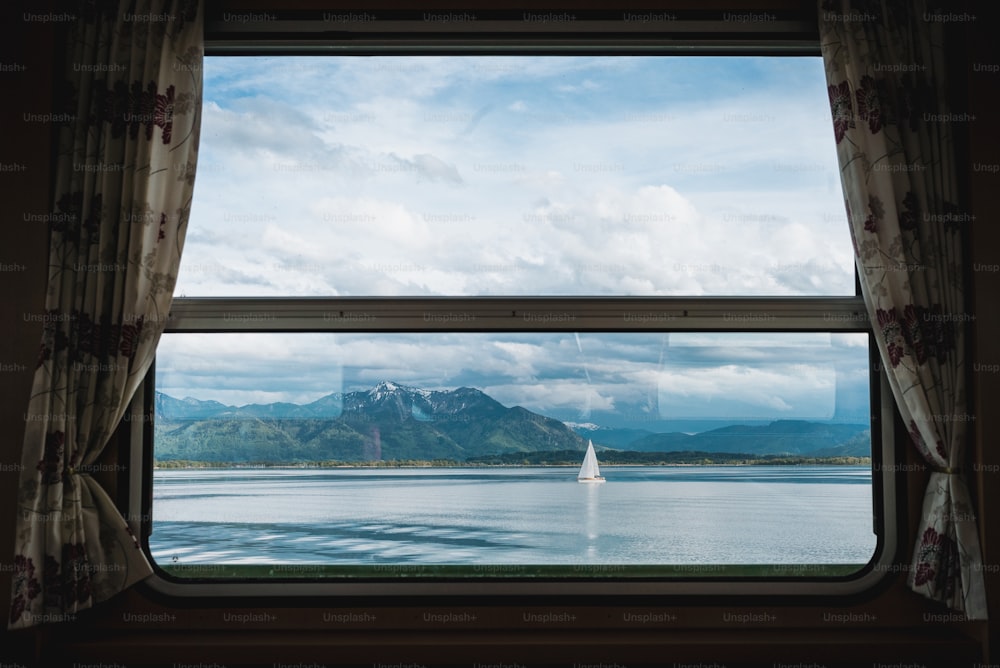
154, 456, 872, 470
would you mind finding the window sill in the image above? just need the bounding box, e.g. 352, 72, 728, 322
49, 626, 983, 667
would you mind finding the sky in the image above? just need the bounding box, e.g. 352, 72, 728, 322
159, 55, 871, 429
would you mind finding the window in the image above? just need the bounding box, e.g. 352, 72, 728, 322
132, 50, 897, 598
176, 55, 855, 299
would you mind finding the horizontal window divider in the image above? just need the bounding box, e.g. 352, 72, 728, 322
205, 40, 820, 56
165, 296, 869, 332
205, 14, 818, 37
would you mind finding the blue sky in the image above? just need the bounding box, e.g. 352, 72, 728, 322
160, 56, 870, 428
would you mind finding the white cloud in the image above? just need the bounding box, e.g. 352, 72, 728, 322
488, 381, 617, 413
184, 55, 852, 298
556, 79, 601, 93
656, 363, 838, 419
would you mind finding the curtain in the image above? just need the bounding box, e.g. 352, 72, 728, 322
818, 0, 986, 619
9, 0, 202, 629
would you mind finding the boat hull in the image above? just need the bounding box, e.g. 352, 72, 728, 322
578, 477, 606, 484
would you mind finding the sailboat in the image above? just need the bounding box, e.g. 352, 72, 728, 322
577, 440, 606, 483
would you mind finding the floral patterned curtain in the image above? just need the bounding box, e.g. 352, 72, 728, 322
9, 0, 202, 629
818, 0, 986, 619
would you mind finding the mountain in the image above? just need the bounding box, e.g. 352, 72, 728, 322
154, 382, 587, 463
155, 393, 232, 420
808, 429, 872, 458
154, 384, 871, 464
628, 420, 869, 456
155, 390, 345, 420
568, 425, 658, 450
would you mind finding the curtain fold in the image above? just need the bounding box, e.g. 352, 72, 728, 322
9, 0, 202, 629
818, 0, 986, 619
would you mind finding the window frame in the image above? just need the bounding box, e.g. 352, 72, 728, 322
125, 32, 901, 602
132, 308, 896, 600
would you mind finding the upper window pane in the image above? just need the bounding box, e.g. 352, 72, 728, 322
180, 55, 852, 297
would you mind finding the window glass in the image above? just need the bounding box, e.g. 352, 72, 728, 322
151, 331, 875, 573
179, 56, 852, 297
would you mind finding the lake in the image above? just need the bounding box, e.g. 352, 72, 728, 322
149, 466, 876, 569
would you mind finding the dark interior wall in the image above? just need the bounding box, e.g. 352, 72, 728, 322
206, 0, 809, 8
0, 4, 56, 661
0, 0, 997, 665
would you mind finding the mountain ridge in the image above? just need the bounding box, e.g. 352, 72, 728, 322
154, 383, 871, 463
155, 383, 588, 463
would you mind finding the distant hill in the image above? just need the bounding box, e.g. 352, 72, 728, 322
467, 450, 870, 467
568, 425, 658, 450
154, 384, 871, 464
626, 420, 869, 456
808, 429, 872, 458
155, 391, 346, 420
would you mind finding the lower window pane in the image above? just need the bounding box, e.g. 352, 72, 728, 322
150, 331, 876, 577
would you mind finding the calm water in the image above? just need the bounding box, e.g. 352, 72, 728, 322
150, 466, 876, 566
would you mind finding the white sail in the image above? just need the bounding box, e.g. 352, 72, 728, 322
578, 440, 606, 483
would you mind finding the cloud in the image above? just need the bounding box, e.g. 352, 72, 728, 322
487, 381, 617, 414
183, 55, 852, 298
407, 154, 464, 184
459, 105, 495, 136
555, 79, 601, 93
657, 363, 836, 416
